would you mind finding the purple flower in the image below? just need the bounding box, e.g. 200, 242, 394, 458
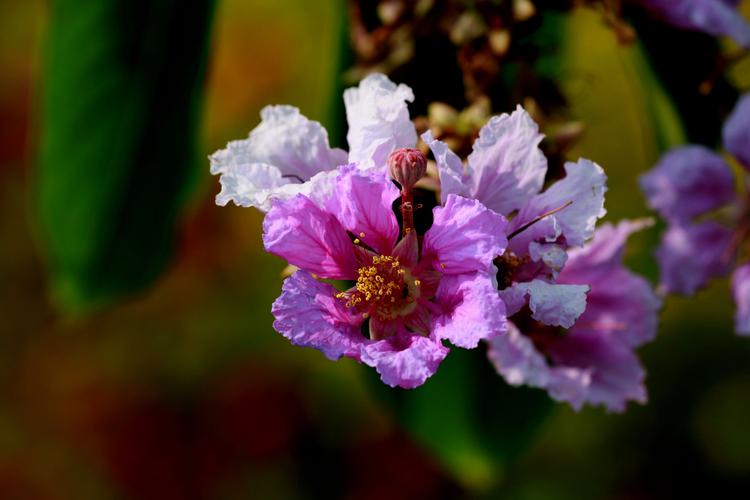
424, 106, 658, 410
640, 92, 750, 335
266, 165, 508, 388
639, 0, 750, 48
423, 107, 607, 329
210, 74, 417, 211
214, 74, 660, 406
488, 220, 661, 412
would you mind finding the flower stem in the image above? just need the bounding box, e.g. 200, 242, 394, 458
401, 190, 414, 236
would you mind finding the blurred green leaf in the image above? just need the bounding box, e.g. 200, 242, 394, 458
367, 349, 552, 493
37, 0, 215, 311
631, 40, 687, 151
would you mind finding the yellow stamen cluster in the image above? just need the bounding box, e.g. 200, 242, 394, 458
336, 255, 410, 319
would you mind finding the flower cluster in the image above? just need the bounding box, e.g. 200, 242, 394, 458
212, 74, 661, 412
640, 93, 750, 334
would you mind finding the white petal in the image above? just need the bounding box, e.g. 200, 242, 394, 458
529, 242, 568, 276
421, 130, 469, 203
344, 74, 417, 169
210, 105, 347, 210
465, 106, 547, 215
512, 158, 607, 248
498, 279, 589, 328
214, 162, 288, 212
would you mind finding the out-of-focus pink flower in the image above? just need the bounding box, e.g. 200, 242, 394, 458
425, 106, 658, 411
640, 0, 750, 48
640, 93, 750, 335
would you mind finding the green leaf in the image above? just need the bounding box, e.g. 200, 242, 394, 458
366, 348, 552, 493
36, 0, 215, 312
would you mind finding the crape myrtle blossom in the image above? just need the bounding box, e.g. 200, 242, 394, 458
266, 164, 508, 388
209, 73, 416, 211
640, 0, 750, 48
424, 106, 660, 411
488, 220, 661, 411
640, 93, 750, 335
211, 72, 661, 407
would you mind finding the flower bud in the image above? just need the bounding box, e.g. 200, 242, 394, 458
388, 148, 427, 192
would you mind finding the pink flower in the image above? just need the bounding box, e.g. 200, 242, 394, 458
488, 220, 661, 412
265, 165, 508, 388
425, 107, 658, 411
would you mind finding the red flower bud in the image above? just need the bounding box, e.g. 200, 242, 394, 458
387, 148, 427, 192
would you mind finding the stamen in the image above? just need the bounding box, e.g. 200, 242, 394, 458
335, 254, 419, 321
281, 173, 305, 183
507, 200, 573, 240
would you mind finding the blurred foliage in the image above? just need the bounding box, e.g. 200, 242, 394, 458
368, 349, 552, 493
37, 0, 216, 312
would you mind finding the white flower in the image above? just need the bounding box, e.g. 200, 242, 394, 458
210, 74, 416, 212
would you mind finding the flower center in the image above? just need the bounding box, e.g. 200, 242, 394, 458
337, 255, 419, 320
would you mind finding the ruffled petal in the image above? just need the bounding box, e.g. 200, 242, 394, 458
212, 162, 289, 211
421, 130, 469, 202
561, 220, 662, 347
498, 279, 589, 328
642, 0, 750, 48
656, 221, 733, 295
464, 106, 547, 215
360, 333, 449, 389
723, 92, 750, 169
263, 195, 359, 280
544, 330, 647, 413
488, 323, 646, 412
344, 74, 417, 169
511, 159, 607, 249
325, 165, 400, 255
271, 271, 365, 360
563, 219, 652, 274
732, 263, 750, 336
486, 323, 592, 410
528, 242, 568, 276
422, 106, 547, 215
507, 215, 561, 258
210, 105, 347, 210
639, 146, 736, 222
422, 195, 508, 274
432, 272, 507, 349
